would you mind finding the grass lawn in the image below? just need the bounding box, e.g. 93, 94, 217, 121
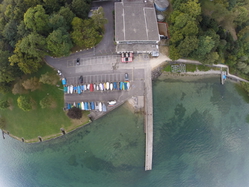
186, 64, 197, 72
0, 64, 89, 142
164, 64, 171, 72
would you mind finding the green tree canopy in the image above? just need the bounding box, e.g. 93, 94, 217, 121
17, 95, 32, 111
91, 7, 107, 32
48, 13, 68, 31
71, 0, 90, 19
46, 28, 73, 56
0, 100, 9, 110
24, 5, 49, 34
58, 6, 75, 27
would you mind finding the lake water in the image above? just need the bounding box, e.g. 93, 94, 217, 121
1, 76, 249, 187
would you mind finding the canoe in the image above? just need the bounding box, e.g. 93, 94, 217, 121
102, 103, 107, 112
108, 100, 116, 106
95, 102, 99, 110
110, 83, 113, 90
91, 102, 95, 110
106, 82, 110, 90
127, 82, 130, 89
98, 102, 102, 112
81, 102, 84, 110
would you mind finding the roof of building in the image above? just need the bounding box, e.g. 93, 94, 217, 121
115, 1, 160, 42
116, 43, 159, 53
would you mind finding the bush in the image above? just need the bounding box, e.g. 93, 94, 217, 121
0, 82, 12, 94
22, 77, 41, 91
17, 96, 32, 111
67, 107, 82, 119
0, 100, 9, 110
40, 96, 52, 108
12, 79, 28, 95
39, 72, 59, 85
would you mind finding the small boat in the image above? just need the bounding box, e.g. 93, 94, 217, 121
77, 103, 81, 108
96, 84, 99, 91
77, 85, 81, 94
70, 85, 73, 94
102, 103, 107, 112
84, 102, 88, 110
64, 86, 67, 93
62, 78, 67, 85
88, 102, 91, 110
67, 86, 70, 94
84, 84, 87, 91
106, 82, 110, 90
73, 102, 76, 107
73, 86, 77, 93
108, 100, 117, 106
67, 103, 71, 109
127, 82, 130, 89
103, 82, 106, 91
110, 83, 113, 90
99, 83, 103, 91
82, 102, 84, 109
81, 85, 84, 91
113, 82, 117, 90
122, 82, 125, 90
95, 102, 99, 110
119, 82, 122, 90
124, 82, 127, 90
87, 84, 90, 90
98, 102, 102, 112
94, 84, 96, 90
90, 83, 94, 92
91, 102, 95, 110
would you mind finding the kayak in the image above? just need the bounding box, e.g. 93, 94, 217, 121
124, 82, 127, 90
87, 84, 90, 90
96, 84, 99, 91
113, 82, 117, 90
88, 102, 91, 110
62, 78, 67, 85
94, 84, 96, 90
81, 85, 84, 91
90, 83, 94, 92
77, 85, 81, 94
106, 82, 110, 90
127, 82, 130, 89
73, 102, 76, 107
122, 82, 125, 90
98, 102, 102, 112
108, 100, 117, 106
64, 86, 67, 93
110, 83, 113, 90
81, 102, 84, 110
70, 85, 73, 94
95, 102, 98, 110
77, 103, 81, 108
84, 102, 88, 110
91, 102, 95, 110
102, 103, 107, 112
73, 86, 77, 93
99, 83, 103, 91
119, 82, 122, 90
67, 103, 71, 109
103, 82, 106, 91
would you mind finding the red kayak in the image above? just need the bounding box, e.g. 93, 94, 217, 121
90, 83, 94, 92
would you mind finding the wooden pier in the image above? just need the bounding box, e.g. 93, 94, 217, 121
144, 61, 153, 171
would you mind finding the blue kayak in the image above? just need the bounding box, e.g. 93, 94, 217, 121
77, 85, 81, 94
113, 82, 117, 90
81, 85, 84, 91
119, 82, 122, 90
124, 82, 127, 90
91, 102, 95, 110
73, 86, 77, 93
77, 103, 81, 108
84, 102, 88, 110
62, 78, 67, 85
67, 103, 71, 109
64, 86, 67, 93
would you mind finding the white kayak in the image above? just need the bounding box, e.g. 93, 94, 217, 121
108, 100, 117, 106
67, 86, 70, 94
96, 84, 99, 91
127, 82, 130, 89
81, 102, 84, 110
84, 84, 87, 91
87, 84, 90, 90
100, 83, 103, 91
95, 102, 99, 110
94, 84, 96, 90
106, 82, 110, 90
110, 83, 113, 90
73, 102, 76, 107
70, 85, 73, 94
98, 102, 102, 112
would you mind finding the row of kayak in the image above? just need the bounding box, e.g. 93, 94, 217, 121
67, 102, 108, 112
64, 81, 130, 94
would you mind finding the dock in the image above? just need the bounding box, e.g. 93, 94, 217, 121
144, 60, 153, 171
221, 70, 227, 85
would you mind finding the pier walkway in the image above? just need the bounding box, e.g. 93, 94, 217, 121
144, 56, 153, 171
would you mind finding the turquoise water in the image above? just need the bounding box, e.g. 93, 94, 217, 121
1, 77, 249, 187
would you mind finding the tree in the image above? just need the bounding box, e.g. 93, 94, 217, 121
71, 18, 99, 48
0, 100, 9, 110
0, 82, 12, 94
177, 36, 198, 57
91, 7, 107, 32
40, 96, 52, 108
24, 5, 49, 34
17, 33, 47, 58
67, 107, 82, 119
71, 0, 90, 19
58, 6, 75, 27
46, 28, 73, 57
9, 40, 43, 74
12, 79, 28, 95
39, 72, 59, 85
180, 0, 201, 18
17, 96, 32, 111
169, 45, 181, 60
201, 52, 219, 64
0, 117, 6, 130
0, 50, 19, 83
22, 77, 41, 91
2, 20, 18, 47
193, 36, 215, 57
43, 0, 63, 14
48, 13, 68, 31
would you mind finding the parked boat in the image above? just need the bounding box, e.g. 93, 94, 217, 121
98, 102, 102, 112
127, 82, 130, 89
90, 83, 94, 92
113, 82, 117, 90
87, 84, 90, 90
81, 102, 84, 110
108, 100, 117, 106
102, 103, 107, 112
95, 102, 99, 110
84, 102, 88, 110
103, 82, 106, 90
77, 85, 81, 94
70, 85, 73, 94
64, 86, 67, 93
81, 85, 84, 91
99, 83, 103, 91
67, 103, 71, 109
73, 86, 77, 93
91, 102, 95, 110
94, 84, 96, 90
106, 82, 110, 90
110, 83, 113, 90
119, 82, 122, 90
88, 102, 91, 110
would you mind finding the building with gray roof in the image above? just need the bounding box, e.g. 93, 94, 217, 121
115, 0, 160, 55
